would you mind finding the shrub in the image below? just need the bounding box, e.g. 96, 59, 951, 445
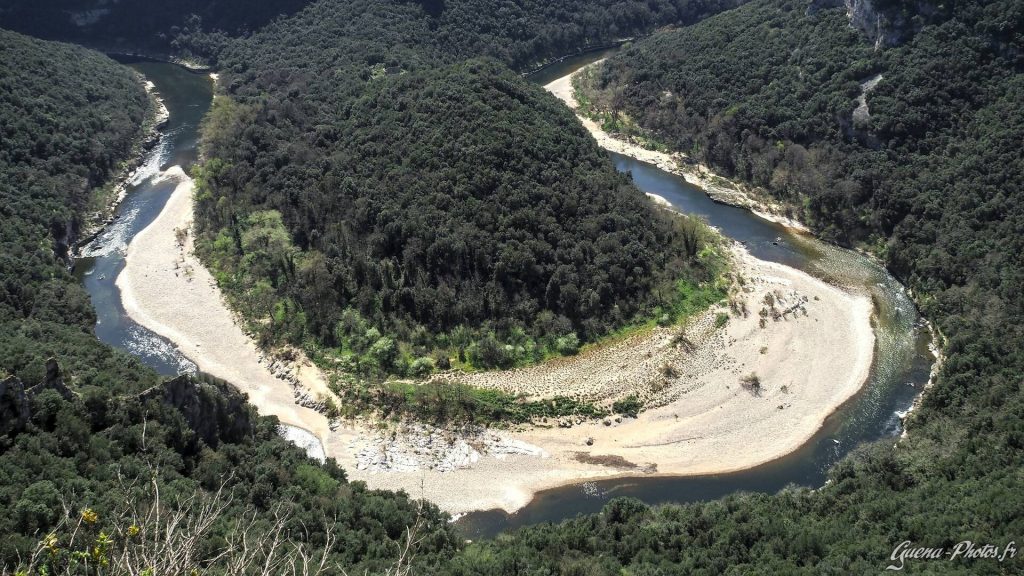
740, 373, 762, 396
410, 357, 436, 378
555, 333, 581, 356
612, 395, 644, 418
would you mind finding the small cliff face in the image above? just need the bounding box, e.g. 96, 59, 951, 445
808, 0, 927, 48
845, 0, 891, 48
0, 376, 31, 436
2, 359, 255, 448
0, 358, 77, 435
139, 375, 255, 448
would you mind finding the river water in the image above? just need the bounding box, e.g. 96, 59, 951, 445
76, 54, 933, 541
74, 56, 211, 376
454, 53, 934, 538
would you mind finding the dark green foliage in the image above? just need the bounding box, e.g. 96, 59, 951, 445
0, 29, 148, 331
0, 1, 315, 59
196, 2, 734, 377
581, 0, 876, 240
0, 375, 460, 572
0, 29, 460, 571
0, 28, 159, 396
0, 0, 748, 64
437, 0, 1024, 572
611, 394, 643, 417
215, 0, 746, 81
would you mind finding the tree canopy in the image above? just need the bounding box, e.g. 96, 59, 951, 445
196, 0, 735, 375
0, 29, 460, 573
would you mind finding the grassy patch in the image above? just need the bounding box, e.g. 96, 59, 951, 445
328, 377, 607, 425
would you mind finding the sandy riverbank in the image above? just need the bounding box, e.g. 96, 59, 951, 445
117, 163, 875, 515
544, 63, 809, 232
116, 167, 337, 438
449, 245, 874, 491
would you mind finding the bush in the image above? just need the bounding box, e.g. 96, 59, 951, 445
612, 395, 644, 418
410, 356, 436, 378
715, 312, 729, 328
468, 335, 513, 369
368, 336, 398, 370
740, 373, 762, 396
555, 333, 581, 356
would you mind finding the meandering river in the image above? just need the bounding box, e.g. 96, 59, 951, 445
76, 54, 933, 541
74, 56, 211, 375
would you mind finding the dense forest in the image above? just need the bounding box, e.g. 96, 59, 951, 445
3, 0, 1023, 572
0, 0, 314, 59
0, 28, 148, 362
0, 0, 746, 64
197, 0, 739, 376
438, 0, 1023, 572
197, 60, 718, 374
0, 29, 459, 574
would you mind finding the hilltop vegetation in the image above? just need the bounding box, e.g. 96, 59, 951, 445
197, 0, 735, 378
0, 0, 313, 59
451, 0, 1023, 571
0, 0, 746, 64
0, 29, 459, 573
0, 28, 148, 370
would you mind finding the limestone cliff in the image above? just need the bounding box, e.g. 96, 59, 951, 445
808, 0, 932, 48
0, 358, 77, 435
138, 375, 256, 448
2, 359, 255, 448
0, 376, 30, 436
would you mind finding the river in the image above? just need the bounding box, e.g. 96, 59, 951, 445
74, 56, 211, 376
75, 54, 933, 541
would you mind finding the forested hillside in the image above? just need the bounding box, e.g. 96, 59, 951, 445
0, 28, 148, 356
0, 29, 459, 573
432, 0, 1024, 571
198, 59, 714, 375
0, 0, 313, 59
197, 0, 741, 376
0, 0, 745, 64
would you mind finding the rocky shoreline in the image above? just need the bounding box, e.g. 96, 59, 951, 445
74, 74, 170, 256
349, 423, 547, 473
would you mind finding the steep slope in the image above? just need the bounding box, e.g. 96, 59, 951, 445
0, 28, 148, 362
437, 0, 1024, 571
0, 29, 459, 572
0, 0, 314, 58
198, 59, 712, 372
197, 0, 739, 375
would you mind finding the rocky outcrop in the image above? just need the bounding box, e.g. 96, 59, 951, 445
2, 359, 256, 449
808, 0, 925, 48
1, 358, 78, 435
846, 0, 888, 48
852, 73, 884, 125
30, 358, 76, 401
0, 376, 31, 436
349, 423, 547, 473
139, 375, 255, 448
